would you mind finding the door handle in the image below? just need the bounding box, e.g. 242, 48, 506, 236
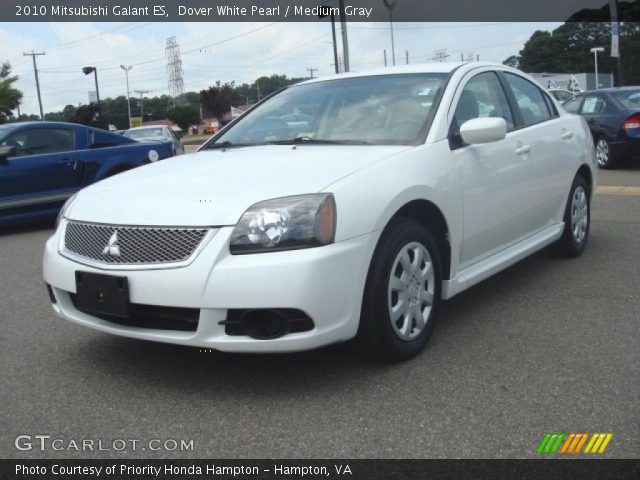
515, 144, 531, 156
561, 130, 574, 140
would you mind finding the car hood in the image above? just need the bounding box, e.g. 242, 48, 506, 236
67, 144, 409, 226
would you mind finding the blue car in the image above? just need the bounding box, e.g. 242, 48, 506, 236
0, 122, 175, 225
563, 87, 640, 169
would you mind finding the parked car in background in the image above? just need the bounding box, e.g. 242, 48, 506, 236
124, 125, 185, 155
44, 63, 596, 361
548, 89, 576, 104
563, 87, 640, 169
0, 121, 175, 225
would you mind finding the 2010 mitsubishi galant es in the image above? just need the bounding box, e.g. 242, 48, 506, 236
43, 62, 597, 361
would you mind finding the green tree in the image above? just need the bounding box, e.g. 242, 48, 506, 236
0, 62, 23, 124
502, 55, 520, 68
200, 81, 239, 119
504, 3, 640, 85
235, 74, 305, 104
166, 104, 200, 132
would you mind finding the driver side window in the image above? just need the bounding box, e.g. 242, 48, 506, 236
451, 72, 515, 137
1, 128, 74, 158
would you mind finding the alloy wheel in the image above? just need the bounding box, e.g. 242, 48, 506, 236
596, 139, 610, 167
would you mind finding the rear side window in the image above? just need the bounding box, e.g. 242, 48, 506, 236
582, 95, 606, 114
504, 73, 553, 126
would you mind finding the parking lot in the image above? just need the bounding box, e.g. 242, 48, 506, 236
1, 163, 638, 459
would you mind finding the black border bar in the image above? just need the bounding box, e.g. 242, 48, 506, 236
3, 0, 640, 22
1, 459, 640, 480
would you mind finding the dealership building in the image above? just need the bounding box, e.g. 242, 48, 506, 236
530, 72, 614, 91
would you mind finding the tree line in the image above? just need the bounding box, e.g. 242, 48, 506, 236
0, 73, 305, 130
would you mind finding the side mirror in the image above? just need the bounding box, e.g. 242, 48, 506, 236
460, 117, 507, 145
0, 145, 16, 163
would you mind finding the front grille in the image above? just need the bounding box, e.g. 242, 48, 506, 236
63, 221, 210, 265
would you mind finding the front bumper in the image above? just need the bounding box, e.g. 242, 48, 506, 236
43, 224, 379, 352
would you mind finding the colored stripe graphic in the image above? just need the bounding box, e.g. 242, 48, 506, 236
537, 433, 565, 454
539, 433, 613, 454
585, 433, 613, 454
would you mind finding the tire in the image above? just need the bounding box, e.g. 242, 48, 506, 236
551, 174, 591, 257
356, 218, 442, 362
595, 136, 616, 169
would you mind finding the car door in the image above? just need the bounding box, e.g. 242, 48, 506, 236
449, 70, 537, 268
0, 126, 81, 214
500, 72, 578, 230
581, 93, 621, 141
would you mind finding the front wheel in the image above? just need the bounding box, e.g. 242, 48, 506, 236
551, 174, 590, 257
356, 218, 442, 362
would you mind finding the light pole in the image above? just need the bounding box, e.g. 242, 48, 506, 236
590, 47, 605, 90
383, 0, 397, 66
120, 65, 133, 129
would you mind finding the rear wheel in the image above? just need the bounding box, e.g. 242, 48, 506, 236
596, 136, 615, 169
356, 218, 442, 361
552, 174, 590, 257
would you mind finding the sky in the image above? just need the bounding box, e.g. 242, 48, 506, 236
0, 21, 562, 116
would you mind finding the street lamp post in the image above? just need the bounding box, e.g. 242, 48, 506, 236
120, 65, 133, 129
383, 0, 398, 66
590, 47, 605, 90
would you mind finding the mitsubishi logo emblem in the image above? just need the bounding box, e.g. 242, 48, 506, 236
102, 231, 121, 256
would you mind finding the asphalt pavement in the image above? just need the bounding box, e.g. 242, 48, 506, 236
1, 164, 638, 459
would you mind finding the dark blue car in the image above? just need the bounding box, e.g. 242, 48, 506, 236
563, 87, 640, 169
0, 121, 174, 225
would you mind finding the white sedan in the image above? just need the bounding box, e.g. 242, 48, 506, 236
43, 62, 596, 361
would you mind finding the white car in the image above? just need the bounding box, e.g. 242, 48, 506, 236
124, 125, 185, 155
43, 62, 596, 361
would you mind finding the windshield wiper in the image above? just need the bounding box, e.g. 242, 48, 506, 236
268, 137, 372, 145
201, 141, 255, 150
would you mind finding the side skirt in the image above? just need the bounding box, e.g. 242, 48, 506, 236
442, 223, 564, 300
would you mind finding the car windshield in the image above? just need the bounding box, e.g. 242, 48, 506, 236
124, 128, 164, 139
610, 89, 640, 109
210, 73, 448, 147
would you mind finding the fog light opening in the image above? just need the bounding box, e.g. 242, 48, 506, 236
240, 309, 288, 340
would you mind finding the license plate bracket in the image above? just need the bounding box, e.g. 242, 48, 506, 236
75, 271, 130, 318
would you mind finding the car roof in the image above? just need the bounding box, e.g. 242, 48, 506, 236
127, 126, 164, 130
582, 86, 640, 94
298, 62, 508, 85
1, 121, 80, 129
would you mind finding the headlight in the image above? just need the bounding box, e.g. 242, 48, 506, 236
55, 193, 77, 228
230, 194, 336, 254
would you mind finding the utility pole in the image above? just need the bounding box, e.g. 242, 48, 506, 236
307, 68, 318, 78
338, 0, 350, 72
120, 65, 133, 129
383, 0, 397, 66
23, 51, 45, 120
405, 50, 409, 65
256, 80, 261, 101
384, 50, 387, 67
134, 89, 151, 122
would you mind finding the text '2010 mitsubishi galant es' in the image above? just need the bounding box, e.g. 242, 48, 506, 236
43, 62, 596, 361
